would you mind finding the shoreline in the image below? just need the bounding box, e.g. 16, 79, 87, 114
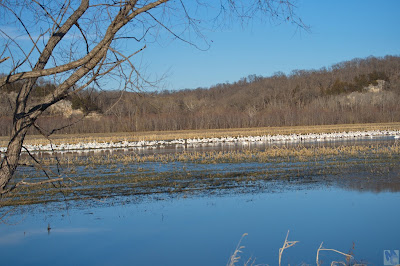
1, 128, 399, 153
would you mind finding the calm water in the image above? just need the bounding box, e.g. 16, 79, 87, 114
1, 137, 400, 265
1, 186, 399, 265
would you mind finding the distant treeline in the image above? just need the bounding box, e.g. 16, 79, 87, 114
1, 55, 400, 136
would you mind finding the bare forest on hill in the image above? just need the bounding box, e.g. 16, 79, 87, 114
1, 55, 400, 136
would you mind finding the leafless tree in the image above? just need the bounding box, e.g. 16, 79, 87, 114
0, 0, 306, 195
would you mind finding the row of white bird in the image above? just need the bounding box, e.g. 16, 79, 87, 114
0, 130, 399, 153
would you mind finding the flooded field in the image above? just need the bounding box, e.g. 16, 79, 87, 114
1, 137, 400, 265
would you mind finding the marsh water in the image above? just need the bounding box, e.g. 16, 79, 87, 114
1, 137, 400, 265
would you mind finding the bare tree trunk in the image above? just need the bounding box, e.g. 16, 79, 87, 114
0, 117, 31, 193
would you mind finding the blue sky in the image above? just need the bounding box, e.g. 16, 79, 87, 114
138, 0, 400, 91
1, 1, 399, 91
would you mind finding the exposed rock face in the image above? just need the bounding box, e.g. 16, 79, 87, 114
85, 112, 102, 121
47, 100, 102, 120
365, 80, 386, 93
48, 100, 83, 117
342, 79, 391, 105
345, 90, 395, 106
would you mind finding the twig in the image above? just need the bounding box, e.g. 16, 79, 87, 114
15, 178, 64, 187
279, 230, 299, 266
0, 207, 16, 221
1, 177, 64, 195
331, 261, 346, 266
316, 242, 353, 266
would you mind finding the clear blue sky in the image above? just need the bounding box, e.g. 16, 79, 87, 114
138, 0, 400, 91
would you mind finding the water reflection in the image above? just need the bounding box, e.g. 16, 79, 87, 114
0, 187, 399, 265
0, 227, 105, 245
333, 173, 400, 193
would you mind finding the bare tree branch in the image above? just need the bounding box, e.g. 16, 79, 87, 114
1, 177, 64, 195
0, 57, 9, 64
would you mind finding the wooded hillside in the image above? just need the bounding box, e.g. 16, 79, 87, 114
1, 55, 399, 136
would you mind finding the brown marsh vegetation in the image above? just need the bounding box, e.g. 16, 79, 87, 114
2, 142, 399, 207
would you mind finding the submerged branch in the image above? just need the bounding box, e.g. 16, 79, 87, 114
1, 177, 64, 195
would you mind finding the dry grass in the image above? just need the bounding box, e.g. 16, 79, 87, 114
33, 143, 400, 166
228, 232, 361, 266
1, 122, 400, 147
227, 233, 249, 266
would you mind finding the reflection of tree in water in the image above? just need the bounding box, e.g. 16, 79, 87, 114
332, 170, 400, 193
